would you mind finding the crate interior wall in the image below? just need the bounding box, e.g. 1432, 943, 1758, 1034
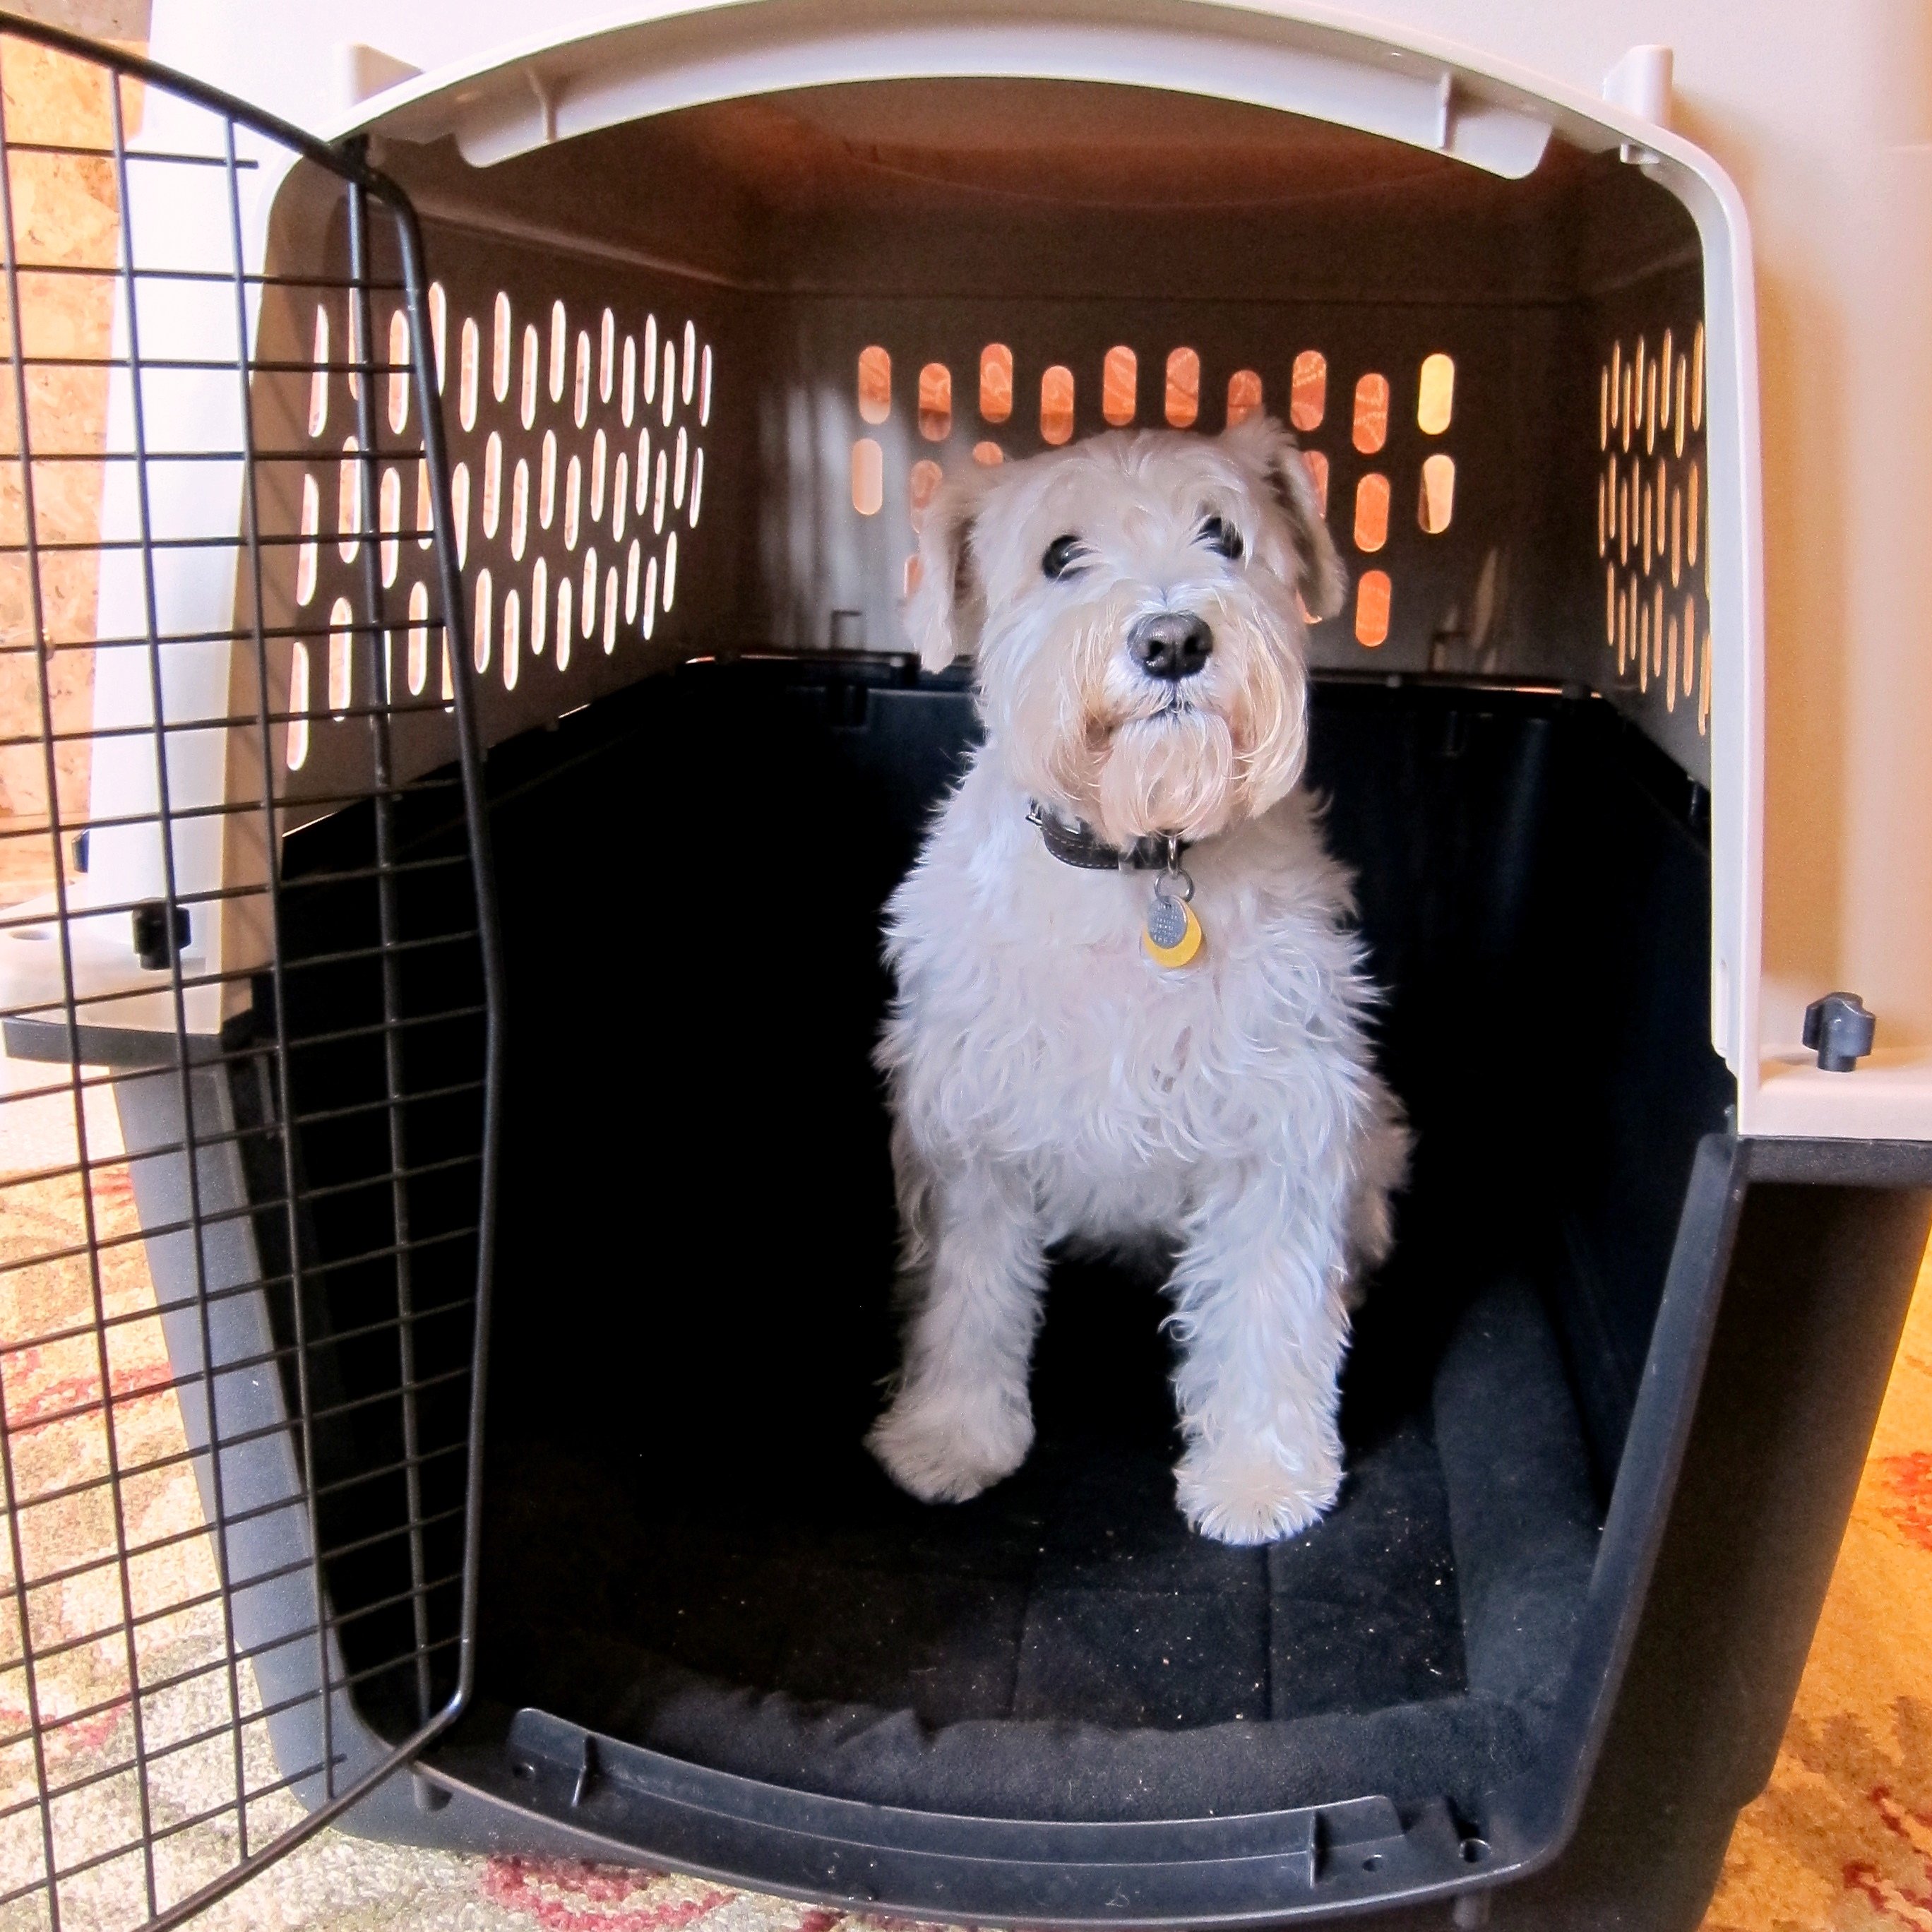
254, 76, 1732, 1895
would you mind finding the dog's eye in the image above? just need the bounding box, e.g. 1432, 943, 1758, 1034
1198, 515, 1244, 561
1042, 534, 1087, 580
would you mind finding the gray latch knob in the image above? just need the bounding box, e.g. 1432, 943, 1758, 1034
1802, 991, 1876, 1072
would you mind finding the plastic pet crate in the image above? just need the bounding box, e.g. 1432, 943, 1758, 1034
0, 6, 1928, 1930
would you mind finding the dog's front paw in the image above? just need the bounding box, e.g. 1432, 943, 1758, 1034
1175, 1441, 1341, 1544
867, 1384, 1033, 1503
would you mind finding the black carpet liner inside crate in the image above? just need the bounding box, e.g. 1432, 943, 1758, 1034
431, 662, 1638, 1820
481, 1272, 1594, 1820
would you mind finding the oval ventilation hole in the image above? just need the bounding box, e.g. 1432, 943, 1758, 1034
643, 314, 659, 405
459, 317, 479, 432
980, 344, 1013, 424
636, 431, 650, 513
386, 310, 410, 436
503, 588, 520, 690
407, 580, 429, 693
1659, 330, 1674, 427
328, 596, 353, 715
1301, 448, 1329, 515
1599, 366, 1609, 452
973, 442, 1002, 465
296, 472, 319, 605
451, 460, 470, 568
1645, 362, 1659, 455
1352, 374, 1389, 454
626, 538, 640, 622
643, 556, 658, 641
520, 325, 539, 430
1040, 365, 1075, 446
857, 440, 885, 518
1103, 346, 1137, 427
511, 458, 530, 562
919, 363, 951, 441
285, 640, 310, 769
700, 345, 713, 427
1691, 321, 1705, 433
581, 548, 597, 636
613, 453, 628, 541
664, 530, 679, 610
1674, 358, 1688, 458
591, 429, 608, 525
688, 448, 704, 527
1634, 338, 1647, 432
682, 323, 696, 405
622, 335, 637, 427
1604, 564, 1616, 647
474, 568, 492, 674
539, 431, 557, 530
574, 330, 591, 429
428, 282, 447, 393
1289, 350, 1326, 431
662, 340, 676, 427
415, 460, 432, 550
556, 576, 572, 672
601, 308, 616, 404
564, 455, 582, 551
1666, 614, 1678, 712
1597, 472, 1606, 558
549, 300, 567, 403
1687, 460, 1700, 568
1164, 348, 1199, 429
604, 565, 619, 654
345, 299, 362, 401
1353, 473, 1390, 552
1419, 453, 1455, 534
910, 459, 943, 532
1669, 485, 1681, 587
1226, 369, 1263, 428
379, 465, 401, 586
1417, 353, 1454, 435
1354, 570, 1391, 648
653, 451, 668, 532
1684, 594, 1698, 700
1621, 360, 1633, 453
482, 432, 503, 541
338, 437, 362, 562
531, 559, 548, 657
491, 292, 511, 403
674, 428, 688, 510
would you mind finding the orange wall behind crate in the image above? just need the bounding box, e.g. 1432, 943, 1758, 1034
0, 2, 145, 905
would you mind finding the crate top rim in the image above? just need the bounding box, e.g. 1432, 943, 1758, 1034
326, 0, 1745, 218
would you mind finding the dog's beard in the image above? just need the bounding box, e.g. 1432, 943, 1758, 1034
990, 589, 1310, 846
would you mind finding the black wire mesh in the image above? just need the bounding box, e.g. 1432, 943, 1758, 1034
0, 18, 497, 1929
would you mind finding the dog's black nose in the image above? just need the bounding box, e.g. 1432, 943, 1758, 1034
1130, 612, 1213, 681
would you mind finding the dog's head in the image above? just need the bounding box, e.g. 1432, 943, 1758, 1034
906, 416, 1345, 847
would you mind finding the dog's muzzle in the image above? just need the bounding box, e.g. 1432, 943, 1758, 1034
1130, 612, 1213, 681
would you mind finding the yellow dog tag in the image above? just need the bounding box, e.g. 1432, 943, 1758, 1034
1143, 887, 1204, 969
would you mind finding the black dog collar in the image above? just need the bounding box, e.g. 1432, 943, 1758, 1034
1028, 803, 1190, 874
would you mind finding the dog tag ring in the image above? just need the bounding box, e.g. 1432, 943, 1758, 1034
1143, 864, 1203, 969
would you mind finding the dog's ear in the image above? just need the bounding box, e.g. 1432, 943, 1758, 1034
904, 470, 990, 672
1223, 415, 1348, 622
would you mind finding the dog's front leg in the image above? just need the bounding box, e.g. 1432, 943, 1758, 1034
1168, 1166, 1352, 1544
866, 1159, 1044, 1503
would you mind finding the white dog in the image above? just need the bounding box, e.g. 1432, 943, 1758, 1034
868, 415, 1408, 1544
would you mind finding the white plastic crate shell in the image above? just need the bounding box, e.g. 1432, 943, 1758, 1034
61, 0, 1932, 1150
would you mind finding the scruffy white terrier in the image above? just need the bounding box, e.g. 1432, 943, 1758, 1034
868, 415, 1408, 1545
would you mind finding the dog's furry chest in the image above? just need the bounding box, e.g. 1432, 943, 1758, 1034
880, 760, 1369, 1222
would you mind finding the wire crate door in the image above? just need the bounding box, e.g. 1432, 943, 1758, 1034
0, 18, 499, 1930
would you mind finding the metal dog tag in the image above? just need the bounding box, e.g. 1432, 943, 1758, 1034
1143, 878, 1203, 969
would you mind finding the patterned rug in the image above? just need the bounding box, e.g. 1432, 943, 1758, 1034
0, 1021, 1929, 1930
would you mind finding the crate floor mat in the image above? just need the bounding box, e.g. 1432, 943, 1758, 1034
475, 1266, 1599, 1823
